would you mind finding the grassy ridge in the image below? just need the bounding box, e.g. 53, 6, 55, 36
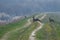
5, 22, 40, 40
0, 13, 60, 40
36, 13, 60, 40
36, 23, 60, 40
0, 18, 28, 38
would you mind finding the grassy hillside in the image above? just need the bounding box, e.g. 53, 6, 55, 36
0, 13, 42, 40
0, 13, 60, 40
6, 22, 39, 40
36, 13, 60, 40
0, 18, 28, 38
36, 23, 60, 40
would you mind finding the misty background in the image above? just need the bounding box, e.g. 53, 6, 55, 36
0, 0, 60, 22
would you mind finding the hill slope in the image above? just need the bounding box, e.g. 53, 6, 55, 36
0, 13, 60, 40
36, 13, 60, 40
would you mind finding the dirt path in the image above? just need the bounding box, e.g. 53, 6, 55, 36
0, 18, 31, 40
0, 14, 47, 40
29, 14, 47, 40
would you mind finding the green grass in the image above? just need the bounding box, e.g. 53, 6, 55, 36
36, 22, 60, 40
5, 22, 40, 40
36, 13, 60, 40
0, 18, 28, 38
0, 13, 60, 40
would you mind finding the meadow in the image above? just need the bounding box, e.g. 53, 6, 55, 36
0, 13, 60, 40
36, 13, 60, 40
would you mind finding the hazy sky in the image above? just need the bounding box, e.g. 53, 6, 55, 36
0, 0, 60, 16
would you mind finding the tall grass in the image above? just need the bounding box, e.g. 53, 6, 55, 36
0, 18, 28, 38
5, 22, 39, 40
36, 13, 60, 40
